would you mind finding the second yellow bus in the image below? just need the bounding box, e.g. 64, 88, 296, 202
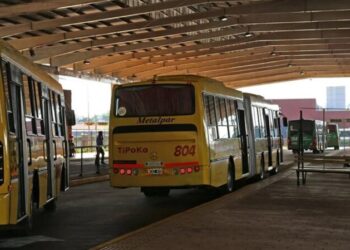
109, 75, 283, 196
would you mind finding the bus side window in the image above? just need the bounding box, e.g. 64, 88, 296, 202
33, 81, 45, 135
50, 90, 60, 137
269, 110, 275, 137
226, 99, 239, 138
22, 74, 36, 135
215, 97, 229, 139
203, 94, 218, 141
252, 106, 261, 138
258, 108, 266, 138
57, 95, 64, 137
1, 61, 15, 133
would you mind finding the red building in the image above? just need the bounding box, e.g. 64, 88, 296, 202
271, 98, 350, 128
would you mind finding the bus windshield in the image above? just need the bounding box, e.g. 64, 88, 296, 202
289, 120, 314, 135
327, 124, 337, 133
115, 84, 194, 117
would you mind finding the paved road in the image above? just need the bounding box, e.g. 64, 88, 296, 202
0, 150, 295, 250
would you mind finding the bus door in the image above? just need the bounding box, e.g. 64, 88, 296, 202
277, 115, 283, 162
6, 65, 29, 222
264, 109, 272, 166
61, 105, 69, 191
236, 102, 249, 174
42, 87, 56, 201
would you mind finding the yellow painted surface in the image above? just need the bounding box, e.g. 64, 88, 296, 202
38, 171, 48, 207
9, 181, 18, 224
0, 193, 10, 225
0, 40, 67, 227
109, 75, 244, 189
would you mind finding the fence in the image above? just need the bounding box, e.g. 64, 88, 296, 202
72, 129, 109, 152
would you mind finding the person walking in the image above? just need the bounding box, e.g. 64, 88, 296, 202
95, 131, 105, 174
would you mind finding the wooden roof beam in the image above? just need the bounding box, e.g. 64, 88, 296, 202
108, 53, 274, 75
227, 70, 350, 88
226, 72, 306, 87
18, 17, 350, 58
24, 19, 243, 60
132, 56, 350, 81
0, 0, 101, 18
140, 56, 350, 79
28, 0, 226, 30
47, 28, 350, 66
217, 65, 350, 82
2, 0, 350, 38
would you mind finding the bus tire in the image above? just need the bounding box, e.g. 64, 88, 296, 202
225, 161, 235, 193
259, 155, 265, 180
44, 199, 57, 212
335, 146, 339, 150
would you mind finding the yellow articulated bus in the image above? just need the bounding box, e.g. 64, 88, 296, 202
0, 40, 70, 230
243, 93, 283, 179
109, 75, 283, 197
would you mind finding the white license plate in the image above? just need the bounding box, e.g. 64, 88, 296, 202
145, 161, 162, 167
148, 168, 163, 175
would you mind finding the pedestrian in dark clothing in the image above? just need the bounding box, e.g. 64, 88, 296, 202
95, 131, 105, 174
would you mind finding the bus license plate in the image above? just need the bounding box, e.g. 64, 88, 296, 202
145, 161, 162, 167
148, 168, 163, 175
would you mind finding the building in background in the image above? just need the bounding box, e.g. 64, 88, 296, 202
271, 98, 350, 142
326, 86, 346, 110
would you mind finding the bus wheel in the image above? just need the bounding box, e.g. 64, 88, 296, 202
335, 146, 339, 150
225, 163, 235, 193
259, 156, 265, 180
44, 199, 57, 212
313, 149, 319, 154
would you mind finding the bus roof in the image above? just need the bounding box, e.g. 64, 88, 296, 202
114, 74, 243, 99
0, 40, 63, 93
243, 92, 279, 111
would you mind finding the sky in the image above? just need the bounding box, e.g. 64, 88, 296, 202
239, 77, 350, 108
59, 75, 112, 117
59, 75, 350, 117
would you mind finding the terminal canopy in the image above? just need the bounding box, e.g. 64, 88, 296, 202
1, 0, 350, 87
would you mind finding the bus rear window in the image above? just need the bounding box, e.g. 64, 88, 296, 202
327, 125, 337, 132
115, 84, 194, 117
289, 121, 314, 134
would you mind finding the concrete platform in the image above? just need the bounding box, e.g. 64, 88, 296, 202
92, 164, 350, 250
69, 157, 109, 186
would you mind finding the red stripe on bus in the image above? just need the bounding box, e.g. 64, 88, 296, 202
113, 164, 144, 169
164, 161, 199, 168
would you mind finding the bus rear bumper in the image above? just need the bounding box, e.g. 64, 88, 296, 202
109, 171, 210, 188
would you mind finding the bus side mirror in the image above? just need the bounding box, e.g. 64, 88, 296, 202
282, 117, 288, 127
66, 110, 76, 126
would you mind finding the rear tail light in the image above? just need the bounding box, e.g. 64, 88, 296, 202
312, 137, 317, 147
119, 169, 126, 175
187, 167, 193, 173
126, 169, 132, 175
0, 142, 3, 185
194, 166, 200, 172
180, 168, 186, 175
